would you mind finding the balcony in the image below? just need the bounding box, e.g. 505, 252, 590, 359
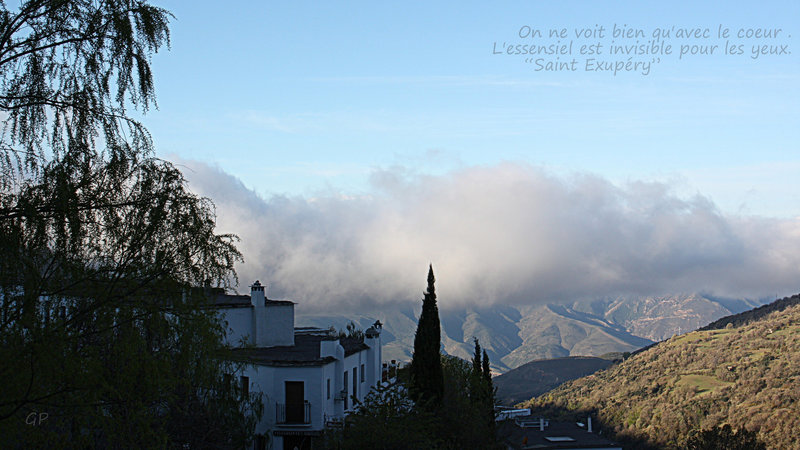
276, 401, 311, 426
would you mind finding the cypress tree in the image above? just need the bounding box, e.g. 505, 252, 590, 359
472, 337, 482, 376
482, 349, 492, 386
470, 337, 484, 407
410, 265, 444, 409
469, 339, 496, 442
483, 349, 497, 436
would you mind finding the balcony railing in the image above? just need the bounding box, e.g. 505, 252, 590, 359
276, 401, 311, 425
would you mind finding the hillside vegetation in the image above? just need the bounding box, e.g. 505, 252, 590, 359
700, 293, 800, 331
525, 301, 800, 449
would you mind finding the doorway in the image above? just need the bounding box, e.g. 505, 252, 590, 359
285, 381, 304, 423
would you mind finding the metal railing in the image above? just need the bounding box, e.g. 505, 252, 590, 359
276, 401, 311, 425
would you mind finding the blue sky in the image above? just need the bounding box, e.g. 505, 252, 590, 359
142, 1, 799, 218
122, 1, 800, 305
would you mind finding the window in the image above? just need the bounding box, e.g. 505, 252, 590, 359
361, 364, 365, 382
327, 378, 331, 400
284, 381, 305, 424
343, 371, 349, 409
352, 367, 357, 397
240, 375, 249, 399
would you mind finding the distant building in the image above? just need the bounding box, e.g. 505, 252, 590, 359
498, 412, 622, 450
210, 280, 383, 450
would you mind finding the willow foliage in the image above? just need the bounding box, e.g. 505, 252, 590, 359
0, 1, 260, 447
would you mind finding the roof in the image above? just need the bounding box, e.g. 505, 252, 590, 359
209, 292, 252, 308
229, 330, 372, 366
206, 291, 294, 309
498, 419, 622, 450
340, 336, 370, 356
230, 333, 337, 367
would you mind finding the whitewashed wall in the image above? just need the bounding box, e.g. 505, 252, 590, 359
219, 307, 253, 346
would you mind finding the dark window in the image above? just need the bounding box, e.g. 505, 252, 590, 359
240, 375, 249, 399
352, 367, 357, 398
343, 371, 349, 409
326, 378, 331, 400
361, 364, 365, 382
285, 381, 305, 424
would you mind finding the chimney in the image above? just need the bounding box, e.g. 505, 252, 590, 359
250, 280, 266, 346
587, 416, 593, 433
250, 280, 265, 306
539, 417, 545, 431
250, 278, 295, 347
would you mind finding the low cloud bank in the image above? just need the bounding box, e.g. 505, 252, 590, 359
177, 159, 800, 310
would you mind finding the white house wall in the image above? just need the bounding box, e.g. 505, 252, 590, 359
261, 304, 294, 347
320, 340, 346, 419
320, 362, 342, 419
343, 352, 366, 410
243, 362, 339, 449
219, 307, 253, 346
365, 335, 382, 389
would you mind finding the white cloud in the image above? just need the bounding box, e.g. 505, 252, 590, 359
176, 158, 800, 310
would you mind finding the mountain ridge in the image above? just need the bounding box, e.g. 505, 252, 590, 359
295, 293, 763, 373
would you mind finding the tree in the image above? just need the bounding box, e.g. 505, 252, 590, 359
439, 354, 499, 449
329, 381, 442, 449
482, 349, 497, 436
686, 424, 766, 450
0, 1, 261, 447
0, 0, 171, 185
469, 337, 485, 406
482, 349, 492, 386
472, 337, 482, 376
469, 339, 496, 441
410, 264, 444, 409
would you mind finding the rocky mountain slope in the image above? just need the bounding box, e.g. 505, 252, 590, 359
569, 294, 760, 341
296, 293, 762, 373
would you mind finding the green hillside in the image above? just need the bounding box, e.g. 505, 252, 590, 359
524, 300, 800, 449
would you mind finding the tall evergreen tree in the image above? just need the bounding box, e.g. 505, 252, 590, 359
483, 348, 497, 437
468, 338, 497, 445
410, 264, 444, 409
472, 337, 482, 375
470, 337, 485, 407
482, 349, 492, 386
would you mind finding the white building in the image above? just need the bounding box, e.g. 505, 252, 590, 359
210, 280, 382, 450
